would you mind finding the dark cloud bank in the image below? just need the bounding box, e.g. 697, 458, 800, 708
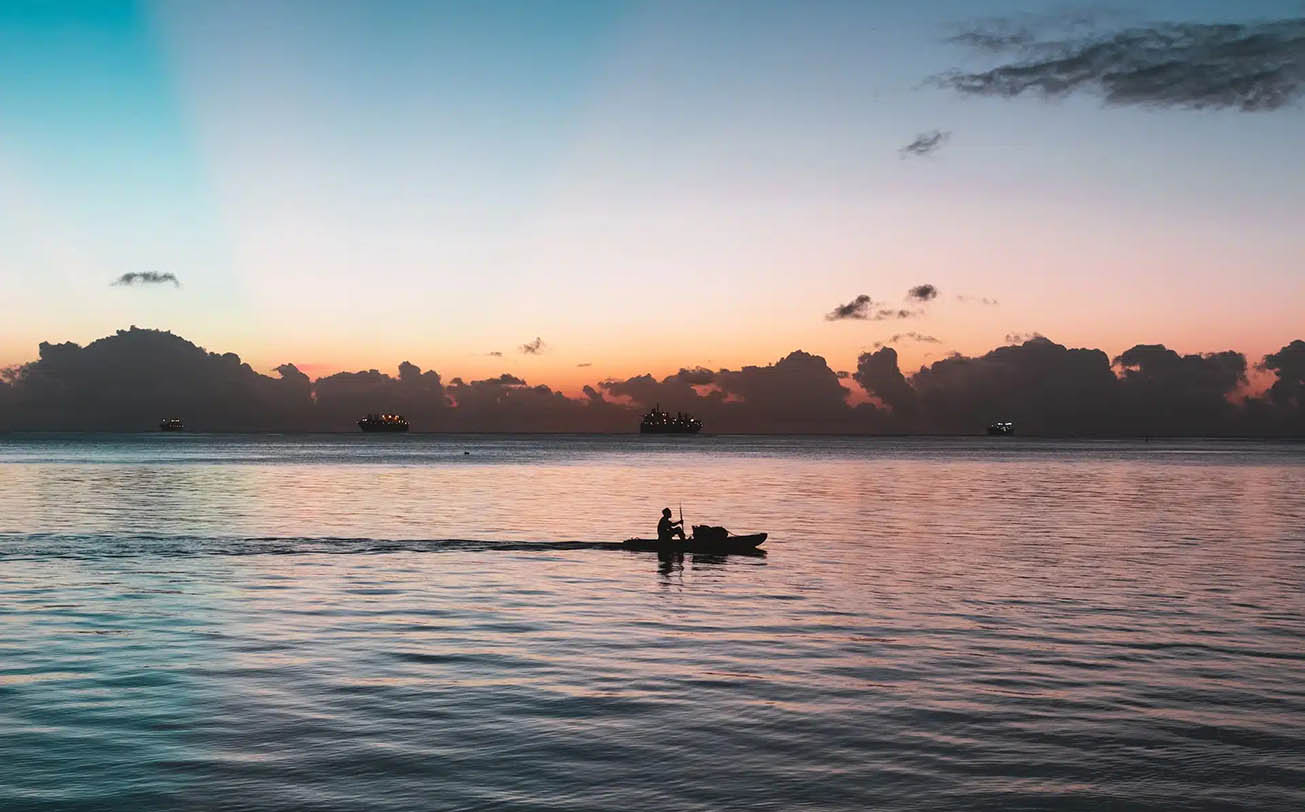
938, 17, 1305, 112
1, 327, 1303, 435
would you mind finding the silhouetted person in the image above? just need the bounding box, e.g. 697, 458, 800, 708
657, 507, 685, 542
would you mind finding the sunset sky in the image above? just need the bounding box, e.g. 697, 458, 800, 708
3, 0, 1303, 394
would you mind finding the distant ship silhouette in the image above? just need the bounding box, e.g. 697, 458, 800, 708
640, 404, 702, 434
159, 417, 184, 432
358, 414, 409, 432
987, 421, 1014, 436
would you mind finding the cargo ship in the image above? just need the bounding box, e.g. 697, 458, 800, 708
986, 421, 1014, 436
159, 417, 184, 432
640, 404, 702, 434
358, 413, 409, 432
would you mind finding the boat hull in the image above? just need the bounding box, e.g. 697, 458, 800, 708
622, 533, 767, 555
358, 423, 409, 432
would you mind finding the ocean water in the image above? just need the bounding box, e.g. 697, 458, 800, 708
1, 434, 1303, 811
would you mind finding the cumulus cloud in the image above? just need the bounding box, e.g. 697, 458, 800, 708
852, 335, 1293, 435
958, 295, 999, 305
0, 328, 310, 431
900, 130, 951, 157
1262, 339, 1305, 407
937, 17, 1305, 112
872, 332, 941, 350
907, 284, 939, 302
855, 347, 918, 416
443, 372, 621, 431
520, 337, 545, 355
675, 366, 716, 385
600, 352, 858, 432
601, 367, 722, 412
313, 359, 450, 428
1004, 331, 1045, 344
1113, 344, 1249, 434
712, 351, 854, 429
3, 327, 1305, 435
112, 271, 179, 287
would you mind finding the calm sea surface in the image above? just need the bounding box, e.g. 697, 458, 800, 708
1, 434, 1303, 811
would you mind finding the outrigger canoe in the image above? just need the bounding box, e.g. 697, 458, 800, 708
621, 533, 767, 555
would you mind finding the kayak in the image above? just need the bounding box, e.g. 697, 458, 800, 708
622, 533, 767, 555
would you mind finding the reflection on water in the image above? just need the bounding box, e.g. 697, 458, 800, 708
658, 550, 684, 580
1, 435, 1303, 810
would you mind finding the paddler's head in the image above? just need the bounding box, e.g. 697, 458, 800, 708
662, 507, 672, 517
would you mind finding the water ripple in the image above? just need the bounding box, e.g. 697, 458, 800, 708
1, 436, 1303, 809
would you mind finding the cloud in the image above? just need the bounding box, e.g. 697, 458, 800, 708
600, 366, 723, 413
881, 308, 920, 320
958, 295, 999, 305
826, 295, 922, 321
827, 294, 874, 320
577, 362, 592, 367
855, 347, 918, 416
443, 372, 618, 431
937, 17, 1305, 112
0, 328, 312, 431
313, 359, 450, 428
1113, 344, 1249, 433
945, 9, 1115, 53
1261, 339, 1305, 407
112, 271, 179, 287
712, 351, 854, 429
853, 336, 1287, 435
487, 351, 503, 357
520, 337, 545, 355
600, 352, 859, 432
900, 130, 951, 157
1004, 332, 1045, 344
907, 284, 939, 302
871, 332, 941, 350
3, 327, 1305, 435
675, 366, 716, 385
948, 27, 1035, 52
